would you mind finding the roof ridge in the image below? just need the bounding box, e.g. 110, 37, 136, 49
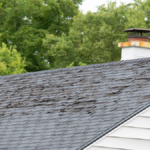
1, 57, 150, 79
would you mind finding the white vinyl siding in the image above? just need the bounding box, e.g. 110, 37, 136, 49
85, 106, 150, 150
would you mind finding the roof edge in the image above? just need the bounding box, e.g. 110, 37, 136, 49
77, 102, 150, 150
1, 57, 150, 79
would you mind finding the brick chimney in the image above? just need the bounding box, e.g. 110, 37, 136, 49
118, 28, 150, 60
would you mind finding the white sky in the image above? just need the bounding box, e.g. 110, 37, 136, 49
79, 0, 134, 13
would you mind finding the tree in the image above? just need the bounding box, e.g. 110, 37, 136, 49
124, 0, 146, 29
133, 0, 150, 29
43, 33, 76, 68
45, 1, 147, 69
0, 0, 83, 72
0, 43, 26, 76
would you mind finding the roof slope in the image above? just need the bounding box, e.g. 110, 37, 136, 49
0, 58, 150, 150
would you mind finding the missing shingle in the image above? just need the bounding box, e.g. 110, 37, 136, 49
0, 113, 4, 117
142, 95, 150, 99
21, 112, 30, 115
114, 98, 120, 103
107, 89, 121, 96
60, 108, 71, 112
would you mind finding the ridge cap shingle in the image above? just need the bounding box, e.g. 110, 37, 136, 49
1, 57, 150, 79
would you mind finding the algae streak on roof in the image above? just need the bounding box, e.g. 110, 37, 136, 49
0, 58, 150, 150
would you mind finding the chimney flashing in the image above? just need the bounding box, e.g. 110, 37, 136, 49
118, 41, 150, 48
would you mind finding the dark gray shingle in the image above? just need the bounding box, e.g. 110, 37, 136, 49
0, 58, 150, 150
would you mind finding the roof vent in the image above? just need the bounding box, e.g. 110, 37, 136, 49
118, 28, 150, 60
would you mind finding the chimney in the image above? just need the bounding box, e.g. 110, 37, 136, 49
118, 28, 150, 60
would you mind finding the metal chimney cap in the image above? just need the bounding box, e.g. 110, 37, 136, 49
123, 28, 150, 39
123, 28, 150, 32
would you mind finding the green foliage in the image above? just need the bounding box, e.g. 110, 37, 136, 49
133, 0, 150, 29
66, 61, 86, 68
13, 26, 49, 71
78, 61, 86, 66
43, 33, 76, 68
69, 2, 146, 64
67, 62, 75, 68
44, 1, 148, 69
0, 0, 81, 35
0, 43, 26, 76
0, 0, 83, 72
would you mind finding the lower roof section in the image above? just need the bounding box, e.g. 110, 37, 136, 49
84, 106, 150, 150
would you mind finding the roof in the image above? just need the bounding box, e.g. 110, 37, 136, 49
0, 58, 150, 150
123, 28, 150, 32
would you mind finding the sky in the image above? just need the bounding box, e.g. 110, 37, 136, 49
79, 0, 134, 13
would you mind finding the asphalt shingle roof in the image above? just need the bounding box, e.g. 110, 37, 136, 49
0, 58, 150, 150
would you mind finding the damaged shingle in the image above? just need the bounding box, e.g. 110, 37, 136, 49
0, 58, 150, 150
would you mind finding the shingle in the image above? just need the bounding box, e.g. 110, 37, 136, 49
1, 58, 150, 149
